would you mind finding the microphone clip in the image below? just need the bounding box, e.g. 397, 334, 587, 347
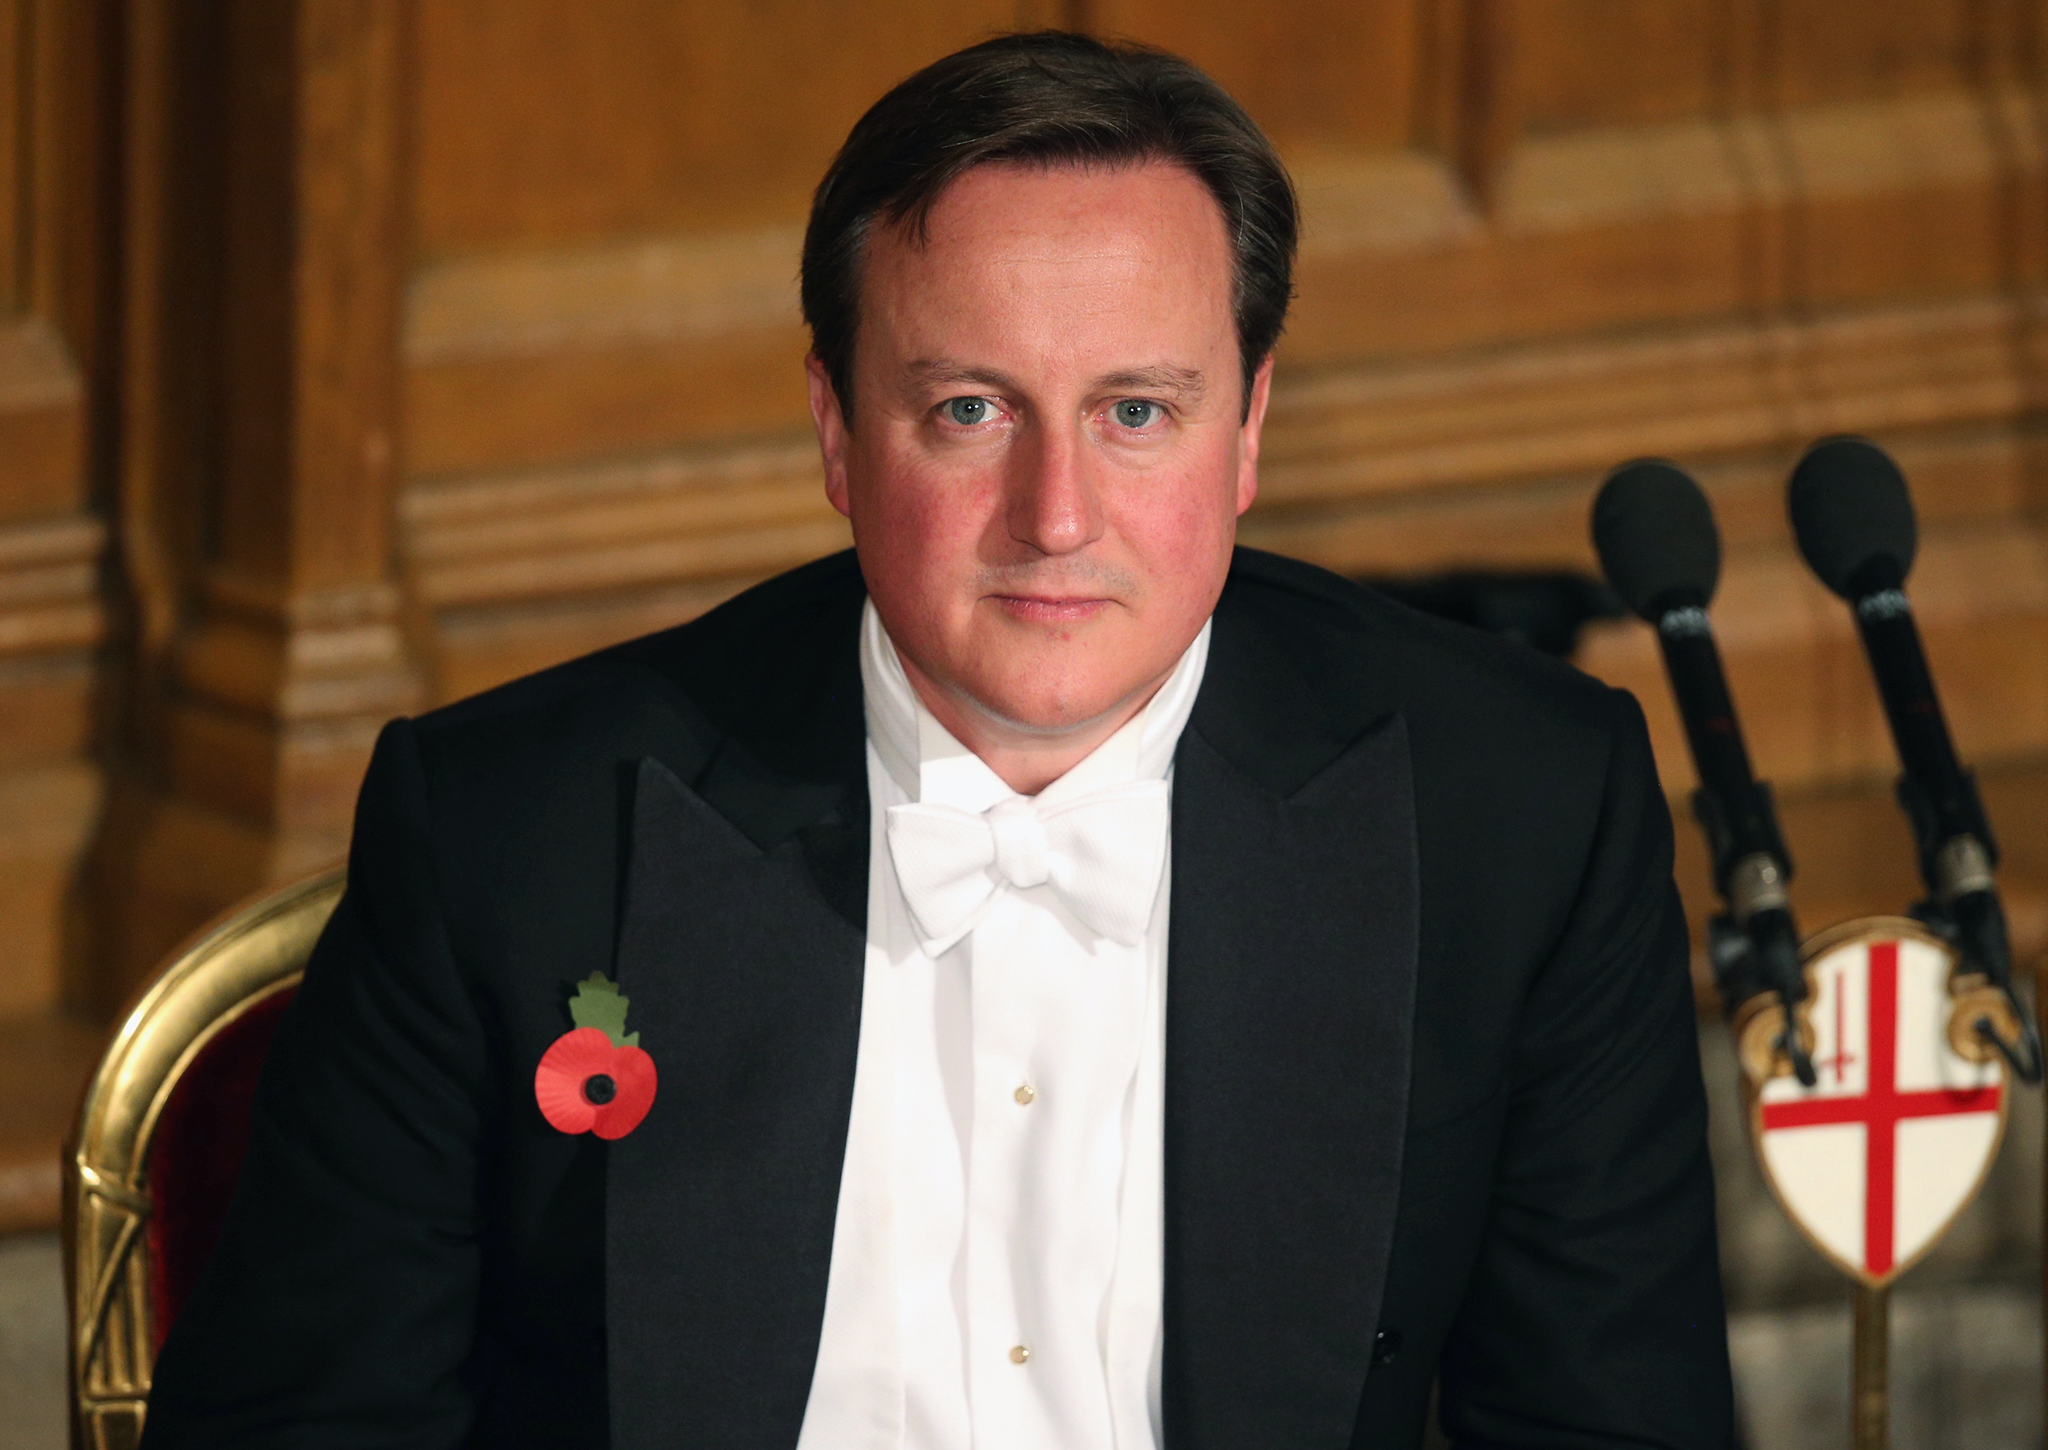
1709, 909, 1818, 1088
1899, 778, 2040, 1084
1910, 884, 2043, 1086
1694, 786, 1818, 1087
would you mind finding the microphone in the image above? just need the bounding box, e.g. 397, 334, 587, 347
1788, 436, 2041, 1082
1593, 460, 1816, 1086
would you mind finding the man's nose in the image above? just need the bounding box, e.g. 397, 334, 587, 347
1005, 421, 1104, 556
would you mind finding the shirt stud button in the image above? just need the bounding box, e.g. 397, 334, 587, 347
1009, 1344, 1031, 1364
1013, 1083, 1036, 1105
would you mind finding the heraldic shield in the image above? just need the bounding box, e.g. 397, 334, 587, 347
1749, 918, 2008, 1288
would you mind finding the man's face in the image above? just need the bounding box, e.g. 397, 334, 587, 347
809, 160, 1269, 741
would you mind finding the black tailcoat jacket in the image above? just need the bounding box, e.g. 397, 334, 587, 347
147, 548, 1733, 1449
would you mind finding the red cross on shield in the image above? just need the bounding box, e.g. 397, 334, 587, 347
1750, 919, 2007, 1288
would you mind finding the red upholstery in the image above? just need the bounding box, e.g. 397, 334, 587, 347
144, 986, 297, 1351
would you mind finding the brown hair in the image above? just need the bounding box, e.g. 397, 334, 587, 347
800, 31, 1298, 418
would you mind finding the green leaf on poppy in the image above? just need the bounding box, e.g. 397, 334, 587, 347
568, 972, 640, 1048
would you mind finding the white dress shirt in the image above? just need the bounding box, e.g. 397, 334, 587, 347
793, 602, 1210, 1450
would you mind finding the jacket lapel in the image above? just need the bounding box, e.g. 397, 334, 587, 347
605, 560, 870, 1450
1163, 571, 1420, 1449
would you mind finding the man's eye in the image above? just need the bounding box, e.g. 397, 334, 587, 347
1112, 399, 1165, 429
944, 396, 995, 426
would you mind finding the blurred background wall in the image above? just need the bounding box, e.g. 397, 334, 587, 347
0, 0, 2046, 1300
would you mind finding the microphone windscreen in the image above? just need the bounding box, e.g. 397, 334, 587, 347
1787, 436, 1918, 598
1591, 459, 1721, 620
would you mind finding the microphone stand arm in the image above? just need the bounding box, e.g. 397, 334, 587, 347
1856, 590, 2043, 1084
1659, 609, 1818, 1086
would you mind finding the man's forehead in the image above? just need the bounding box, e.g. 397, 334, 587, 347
848, 160, 1238, 405
864, 162, 1233, 312
866, 159, 1228, 275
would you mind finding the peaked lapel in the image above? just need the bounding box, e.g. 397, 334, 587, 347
1163, 559, 1421, 1448
605, 560, 871, 1450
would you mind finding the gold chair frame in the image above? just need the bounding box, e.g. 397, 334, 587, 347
64, 868, 344, 1450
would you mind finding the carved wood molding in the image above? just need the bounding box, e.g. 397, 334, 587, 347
403, 291, 2047, 640
1258, 292, 2048, 511
0, 509, 103, 659
404, 435, 839, 611
0, 315, 84, 518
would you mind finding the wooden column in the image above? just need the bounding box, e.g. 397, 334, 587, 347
90, 0, 419, 1006
0, 0, 110, 1021
0, 0, 118, 1231
1416, 0, 1520, 215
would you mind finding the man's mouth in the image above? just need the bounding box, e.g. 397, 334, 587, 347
992, 594, 1112, 623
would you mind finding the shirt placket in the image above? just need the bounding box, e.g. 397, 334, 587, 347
964, 889, 1038, 1448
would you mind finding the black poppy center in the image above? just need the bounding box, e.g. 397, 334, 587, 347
583, 1073, 617, 1105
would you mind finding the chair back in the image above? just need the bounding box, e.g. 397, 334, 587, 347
65, 868, 343, 1450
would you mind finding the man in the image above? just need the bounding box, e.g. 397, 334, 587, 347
146, 32, 1733, 1450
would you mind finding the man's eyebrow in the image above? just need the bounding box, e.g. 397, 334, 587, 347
1093, 365, 1206, 400
900, 360, 1209, 400
901, 360, 1020, 393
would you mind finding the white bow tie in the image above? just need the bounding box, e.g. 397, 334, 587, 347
885, 781, 1172, 954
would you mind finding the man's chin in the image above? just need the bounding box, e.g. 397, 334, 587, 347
945, 668, 1154, 741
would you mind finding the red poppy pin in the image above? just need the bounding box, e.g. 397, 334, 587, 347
535, 973, 657, 1140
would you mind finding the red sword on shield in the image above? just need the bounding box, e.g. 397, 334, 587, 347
1760, 941, 2001, 1276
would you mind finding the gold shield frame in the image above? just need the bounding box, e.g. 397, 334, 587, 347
1743, 915, 2010, 1291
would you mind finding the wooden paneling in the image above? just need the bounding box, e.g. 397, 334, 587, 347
412, 0, 1056, 254
1089, 0, 1418, 152
0, 0, 112, 1222
398, 76, 2047, 486
0, 0, 109, 1046
1772, 0, 1975, 107
1784, 91, 2012, 306
403, 435, 849, 699
1516, 0, 1726, 132
87, 0, 424, 1010
1259, 295, 2040, 515
0, 0, 22, 311
0, 319, 83, 519
404, 228, 812, 474
0, 1008, 104, 1232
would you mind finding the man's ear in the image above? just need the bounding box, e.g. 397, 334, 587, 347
1235, 354, 1275, 517
807, 352, 853, 518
